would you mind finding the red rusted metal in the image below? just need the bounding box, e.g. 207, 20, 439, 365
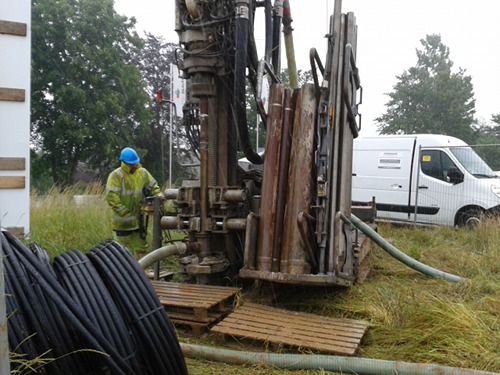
257, 84, 285, 272
272, 88, 296, 272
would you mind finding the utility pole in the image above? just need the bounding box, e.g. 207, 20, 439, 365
0, 229, 10, 375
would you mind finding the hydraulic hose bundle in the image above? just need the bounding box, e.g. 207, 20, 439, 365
1, 230, 187, 374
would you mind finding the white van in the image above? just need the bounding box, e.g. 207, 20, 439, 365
352, 134, 500, 227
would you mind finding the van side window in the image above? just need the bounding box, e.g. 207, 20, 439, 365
420, 150, 457, 182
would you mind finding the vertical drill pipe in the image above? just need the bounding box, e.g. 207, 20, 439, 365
153, 196, 162, 280
282, 0, 299, 89
327, 8, 345, 274
271, 0, 283, 76
244, 213, 259, 270
257, 84, 284, 272
198, 96, 211, 256
174, 0, 182, 33
335, 13, 358, 275
282, 84, 317, 275
272, 88, 296, 272
208, 95, 218, 186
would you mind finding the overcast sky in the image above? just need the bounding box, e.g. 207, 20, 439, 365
114, 0, 500, 136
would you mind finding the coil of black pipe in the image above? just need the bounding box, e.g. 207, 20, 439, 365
88, 241, 188, 375
53, 249, 144, 374
1, 231, 187, 374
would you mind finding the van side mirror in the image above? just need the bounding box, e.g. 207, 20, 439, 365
448, 166, 464, 184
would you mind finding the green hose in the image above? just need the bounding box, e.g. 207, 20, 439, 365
181, 343, 497, 375
346, 214, 465, 283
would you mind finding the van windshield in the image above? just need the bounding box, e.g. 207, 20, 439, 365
449, 146, 497, 178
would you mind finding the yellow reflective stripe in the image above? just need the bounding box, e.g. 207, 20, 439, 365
107, 186, 121, 192
113, 215, 136, 223
121, 189, 143, 195
116, 205, 127, 213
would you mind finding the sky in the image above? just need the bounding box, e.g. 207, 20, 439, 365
114, 0, 500, 136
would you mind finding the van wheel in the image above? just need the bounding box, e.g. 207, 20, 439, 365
458, 208, 482, 227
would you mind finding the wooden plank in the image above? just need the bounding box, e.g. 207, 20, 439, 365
151, 281, 241, 338
219, 313, 365, 344
151, 281, 240, 309
0, 88, 25, 102
0, 20, 27, 36
211, 302, 369, 355
0, 158, 25, 171
170, 318, 208, 337
0, 176, 25, 189
152, 280, 240, 321
5, 227, 24, 239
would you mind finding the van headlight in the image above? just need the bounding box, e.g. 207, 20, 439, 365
492, 185, 500, 199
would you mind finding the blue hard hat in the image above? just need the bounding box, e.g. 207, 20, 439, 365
119, 147, 140, 164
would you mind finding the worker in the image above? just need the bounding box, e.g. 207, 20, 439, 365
105, 147, 162, 257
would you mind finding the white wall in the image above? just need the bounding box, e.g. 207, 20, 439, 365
0, 0, 31, 238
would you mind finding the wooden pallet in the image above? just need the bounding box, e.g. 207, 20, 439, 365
211, 302, 369, 355
151, 281, 241, 336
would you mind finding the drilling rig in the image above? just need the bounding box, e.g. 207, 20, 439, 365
155, 0, 369, 286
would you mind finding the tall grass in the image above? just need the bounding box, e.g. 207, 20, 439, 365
29, 183, 113, 257
26, 190, 500, 373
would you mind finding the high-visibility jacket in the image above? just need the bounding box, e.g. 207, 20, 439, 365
105, 162, 161, 231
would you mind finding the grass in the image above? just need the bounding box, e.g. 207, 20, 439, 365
23, 186, 500, 373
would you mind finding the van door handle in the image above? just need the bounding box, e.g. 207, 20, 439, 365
418, 185, 429, 189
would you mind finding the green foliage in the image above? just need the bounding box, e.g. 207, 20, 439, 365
376, 34, 476, 143
30, 149, 53, 193
134, 34, 177, 185
31, 0, 152, 186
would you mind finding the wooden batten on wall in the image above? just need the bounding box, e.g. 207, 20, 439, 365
0, 157, 25, 170
0, 176, 25, 189
0, 20, 27, 36
0, 87, 25, 102
0, 157, 26, 188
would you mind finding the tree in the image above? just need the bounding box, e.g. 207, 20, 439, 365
472, 115, 500, 171
134, 33, 177, 185
31, 0, 152, 186
376, 34, 476, 143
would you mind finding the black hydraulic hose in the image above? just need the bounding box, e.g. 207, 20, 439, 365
2, 232, 134, 375
88, 241, 187, 375
247, 0, 259, 76
271, 0, 282, 76
234, 1, 263, 164
264, 0, 273, 63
